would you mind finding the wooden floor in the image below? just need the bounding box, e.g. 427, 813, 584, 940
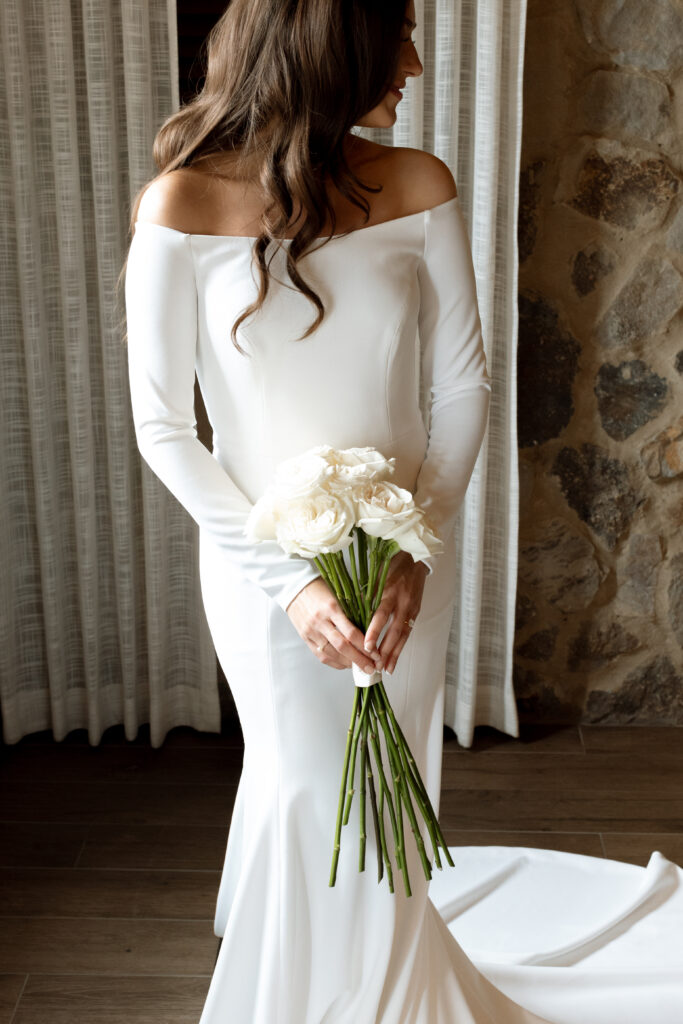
0, 720, 682, 1022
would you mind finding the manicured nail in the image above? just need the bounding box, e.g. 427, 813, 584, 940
364, 665, 375, 674
364, 640, 373, 652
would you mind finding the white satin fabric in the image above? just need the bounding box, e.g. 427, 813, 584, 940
125, 197, 683, 1022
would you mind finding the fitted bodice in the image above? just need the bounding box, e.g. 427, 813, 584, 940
125, 194, 491, 611
133, 203, 444, 503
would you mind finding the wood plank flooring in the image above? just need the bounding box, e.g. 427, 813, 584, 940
1, 721, 681, 1022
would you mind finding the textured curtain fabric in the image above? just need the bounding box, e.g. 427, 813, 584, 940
1, 0, 525, 749
0, 0, 220, 747
361, 0, 526, 745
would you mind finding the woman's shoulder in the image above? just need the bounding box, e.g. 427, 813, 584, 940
378, 144, 458, 214
135, 168, 213, 235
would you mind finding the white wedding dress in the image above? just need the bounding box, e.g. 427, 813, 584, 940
125, 195, 683, 1024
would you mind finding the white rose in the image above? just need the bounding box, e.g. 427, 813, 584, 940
271, 448, 334, 499
394, 517, 444, 559
355, 481, 418, 532
326, 446, 396, 487
274, 491, 356, 557
356, 481, 443, 559
244, 490, 277, 541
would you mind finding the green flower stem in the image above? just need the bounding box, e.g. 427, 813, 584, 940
385, 721, 411, 898
376, 764, 394, 892
313, 555, 336, 594
341, 701, 361, 827
376, 680, 454, 869
332, 550, 363, 623
366, 541, 379, 608
374, 541, 400, 607
372, 690, 410, 895
364, 731, 383, 883
321, 553, 353, 620
358, 530, 373, 625
343, 680, 372, 825
348, 537, 365, 629
358, 692, 368, 871
376, 701, 433, 884
329, 685, 362, 887
357, 528, 368, 590
367, 700, 400, 890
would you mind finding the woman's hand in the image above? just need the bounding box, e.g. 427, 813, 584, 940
364, 552, 429, 675
286, 578, 382, 675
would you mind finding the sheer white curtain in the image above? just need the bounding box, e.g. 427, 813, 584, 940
1, 0, 525, 749
362, 0, 526, 745
0, 0, 220, 747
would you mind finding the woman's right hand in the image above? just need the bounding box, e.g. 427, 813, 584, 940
286, 578, 381, 675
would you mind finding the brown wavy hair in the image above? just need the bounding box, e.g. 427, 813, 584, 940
118, 0, 406, 353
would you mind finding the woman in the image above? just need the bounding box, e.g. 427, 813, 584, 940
122, 2, 683, 1023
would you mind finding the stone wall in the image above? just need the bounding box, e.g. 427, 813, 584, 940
515, 0, 683, 723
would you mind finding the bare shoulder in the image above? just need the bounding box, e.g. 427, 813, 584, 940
348, 138, 457, 212
135, 168, 214, 233
389, 147, 458, 211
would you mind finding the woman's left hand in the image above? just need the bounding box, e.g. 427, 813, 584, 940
363, 550, 429, 675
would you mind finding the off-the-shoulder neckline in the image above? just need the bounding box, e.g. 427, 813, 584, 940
133, 195, 460, 242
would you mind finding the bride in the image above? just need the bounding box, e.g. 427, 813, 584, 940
122, 1, 683, 1021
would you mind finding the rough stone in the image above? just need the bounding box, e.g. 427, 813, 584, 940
640, 414, 683, 479
616, 533, 663, 616
516, 627, 559, 662
571, 243, 616, 297
568, 619, 640, 671
666, 206, 683, 254
568, 149, 678, 231
575, 0, 683, 73
595, 359, 669, 441
519, 517, 606, 611
668, 553, 683, 648
594, 256, 683, 352
675, 351, 683, 375
584, 655, 683, 724
514, 666, 579, 723
515, 591, 538, 633
578, 69, 671, 142
551, 444, 643, 550
519, 160, 545, 264
519, 458, 536, 510
517, 293, 581, 447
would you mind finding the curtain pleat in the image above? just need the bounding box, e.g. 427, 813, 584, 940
0, 0, 220, 747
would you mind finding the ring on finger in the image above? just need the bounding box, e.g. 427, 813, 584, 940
403, 618, 415, 628
316, 640, 328, 652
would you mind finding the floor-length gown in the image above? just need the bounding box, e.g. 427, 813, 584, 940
125, 194, 683, 1024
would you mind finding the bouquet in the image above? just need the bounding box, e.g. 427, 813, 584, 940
245, 444, 455, 896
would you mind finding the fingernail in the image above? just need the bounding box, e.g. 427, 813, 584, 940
364, 641, 373, 652
364, 665, 375, 674
371, 650, 381, 661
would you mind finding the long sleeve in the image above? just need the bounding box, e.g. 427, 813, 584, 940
125, 224, 321, 613
413, 197, 492, 574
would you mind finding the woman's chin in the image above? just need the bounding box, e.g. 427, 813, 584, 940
355, 105, 399, 129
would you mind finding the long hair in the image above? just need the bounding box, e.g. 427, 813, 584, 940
118, 0, 406, 353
